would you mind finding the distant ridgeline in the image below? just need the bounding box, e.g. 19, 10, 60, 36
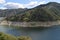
1, 2, 60, 22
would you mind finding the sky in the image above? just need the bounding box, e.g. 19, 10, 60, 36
0, 0, 60, 9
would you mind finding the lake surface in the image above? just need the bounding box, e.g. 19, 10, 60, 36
0, 25, 60, 40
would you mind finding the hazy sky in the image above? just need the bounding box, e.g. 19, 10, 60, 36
0, 0, 60, 9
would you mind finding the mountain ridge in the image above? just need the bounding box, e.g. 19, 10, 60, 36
1, 2, 60, 22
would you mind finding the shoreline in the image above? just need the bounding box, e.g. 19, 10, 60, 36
0, 20, 60, 27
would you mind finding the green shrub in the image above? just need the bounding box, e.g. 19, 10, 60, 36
17, 36, 32, 40
0, 32, 32, 40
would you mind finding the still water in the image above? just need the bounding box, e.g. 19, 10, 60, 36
0, 25, 60, 40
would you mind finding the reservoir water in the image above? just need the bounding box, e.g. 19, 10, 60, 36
0, 25, 60, 40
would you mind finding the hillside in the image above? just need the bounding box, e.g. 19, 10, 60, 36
4, 2, 60, 21
0, 8, 27, 17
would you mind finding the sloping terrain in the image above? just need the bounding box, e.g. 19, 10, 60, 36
2, 2, 60, 22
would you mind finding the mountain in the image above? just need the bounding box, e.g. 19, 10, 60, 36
5, 2, 60, 22
0, 8, 27, 17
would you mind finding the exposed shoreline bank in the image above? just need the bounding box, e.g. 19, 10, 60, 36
0, 20, 60, 27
